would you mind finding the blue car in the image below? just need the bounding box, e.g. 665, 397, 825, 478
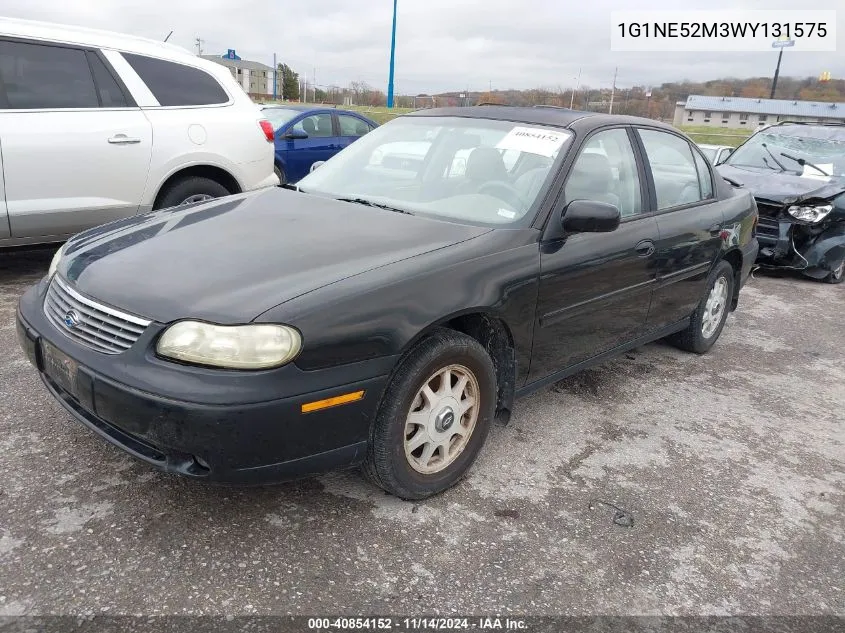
260, 105, 378, 184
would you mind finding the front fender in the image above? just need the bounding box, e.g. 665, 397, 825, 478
801, 222, 845, 276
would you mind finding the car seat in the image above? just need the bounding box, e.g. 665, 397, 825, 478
302, 118, 317, 135
462, 147, 508, 190
514, 166, 552, 203
565, 153, 620, 207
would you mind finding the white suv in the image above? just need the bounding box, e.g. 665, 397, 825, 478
0, 18, 278, 248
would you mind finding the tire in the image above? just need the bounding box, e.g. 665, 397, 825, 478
669, 260, 735, 354
154, 176, 231, 210
823, 259, 844, 284
363, 328, 497, 500
274, 165, 286, 185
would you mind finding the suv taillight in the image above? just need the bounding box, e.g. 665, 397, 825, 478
258, 120, 275, 143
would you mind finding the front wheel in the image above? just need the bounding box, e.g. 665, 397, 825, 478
823, 259, 844, 284
363, 328, 497, 500
274, 165, 286, 185
668, 260, 735, 354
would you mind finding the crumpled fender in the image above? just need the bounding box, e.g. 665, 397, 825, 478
800, 222, 845, 277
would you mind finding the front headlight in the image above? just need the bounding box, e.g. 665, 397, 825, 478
156, 321, 302, 370
788, 204, 833, 223
47, 243, 66, 279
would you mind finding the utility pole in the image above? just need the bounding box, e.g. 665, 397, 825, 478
770, 49, 784, 99
313, 66, 317, 102
387, 0, 398, 108
570, 68, 581, 109
195, 37, 204, 56
608, 66, 618, 114
770, 36, 795, 99
273, 53, 277, 101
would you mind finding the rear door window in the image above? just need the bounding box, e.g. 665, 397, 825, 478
0, 39, 99, 109
337, 114, 371, 137
122, 53, 228, 106
87, 52, 129, 107
638, 129, 703, 210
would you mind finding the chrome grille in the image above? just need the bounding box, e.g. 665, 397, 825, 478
43, 276, 151, 354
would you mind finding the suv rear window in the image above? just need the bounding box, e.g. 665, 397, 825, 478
0, 39, 99, 109
122, 53, 228, 106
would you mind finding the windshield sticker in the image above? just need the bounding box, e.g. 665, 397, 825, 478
496, 127, 568, 157
801, 164, 833, 181
497, 209, 517, 219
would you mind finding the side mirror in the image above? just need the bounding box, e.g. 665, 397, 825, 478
284, 130, 309, 140
561, 200, 621, 233
310, 161, 325, 172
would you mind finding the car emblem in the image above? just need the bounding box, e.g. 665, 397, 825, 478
63, 310, 81, 329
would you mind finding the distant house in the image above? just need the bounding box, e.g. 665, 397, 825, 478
673, 95, 845, 128
201, 49, 280, 99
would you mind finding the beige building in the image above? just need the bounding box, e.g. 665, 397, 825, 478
201, 50, 281, 98
674, 95, 845, 128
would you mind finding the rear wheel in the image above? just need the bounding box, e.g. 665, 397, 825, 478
823, 259, 844, 284
155, 177, 231, 210
363, 329, 497, 500
669, 260, 735, 354
274, 165, 286, 185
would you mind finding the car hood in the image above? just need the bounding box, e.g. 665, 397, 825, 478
59, 189, 490, 324
717, 164, 845, 204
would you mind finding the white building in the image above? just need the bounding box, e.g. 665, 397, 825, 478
674, 95, 845, 128
201, 49, 280, 99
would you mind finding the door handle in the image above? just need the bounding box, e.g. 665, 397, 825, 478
708, 223, 723, 236
108, 134, 141, 145
634, 240, 655, 258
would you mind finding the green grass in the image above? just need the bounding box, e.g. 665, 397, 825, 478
677, 125, 753, 147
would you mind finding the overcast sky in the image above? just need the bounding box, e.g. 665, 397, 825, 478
2, 0, 843, 94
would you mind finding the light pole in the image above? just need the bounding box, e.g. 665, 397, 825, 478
770, 36, 794, 99
569, 68, 581, 110
387, 0, 398, 108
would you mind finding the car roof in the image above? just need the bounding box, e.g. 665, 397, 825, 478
404, 105, 680, 132
259, 104, 377, 122
260, 104, 316, 112
0, 16, 196, 61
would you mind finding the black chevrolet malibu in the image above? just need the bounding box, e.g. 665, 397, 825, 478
17, 106, 759, 499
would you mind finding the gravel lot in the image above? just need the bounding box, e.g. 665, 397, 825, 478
0, 247, 843, 617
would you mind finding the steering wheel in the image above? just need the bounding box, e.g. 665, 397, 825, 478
477, 181, 528, 210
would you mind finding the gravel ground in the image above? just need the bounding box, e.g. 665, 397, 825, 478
0, 247, 843, 617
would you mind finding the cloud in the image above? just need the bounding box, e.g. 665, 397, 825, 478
2, 0, 843, 94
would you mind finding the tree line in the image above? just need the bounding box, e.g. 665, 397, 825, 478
272, 64, 844, 116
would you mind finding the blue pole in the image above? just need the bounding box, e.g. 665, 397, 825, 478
387, 0, 397, 108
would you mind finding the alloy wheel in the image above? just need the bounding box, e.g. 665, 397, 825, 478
701, 277, 729, 339
179, 194, 215, 206
404, 364, 480, 475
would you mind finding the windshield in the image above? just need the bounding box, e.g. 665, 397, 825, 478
296, 116, 574, 226
261, 108, 301, 131
725, 125, 845, 179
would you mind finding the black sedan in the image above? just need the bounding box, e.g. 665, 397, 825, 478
17, 106, 759, 499
717, 121, 845, 284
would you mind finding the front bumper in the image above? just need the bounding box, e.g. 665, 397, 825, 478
16, 282, 389, 484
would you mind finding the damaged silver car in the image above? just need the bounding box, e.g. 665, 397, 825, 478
717, 121, 845, 284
